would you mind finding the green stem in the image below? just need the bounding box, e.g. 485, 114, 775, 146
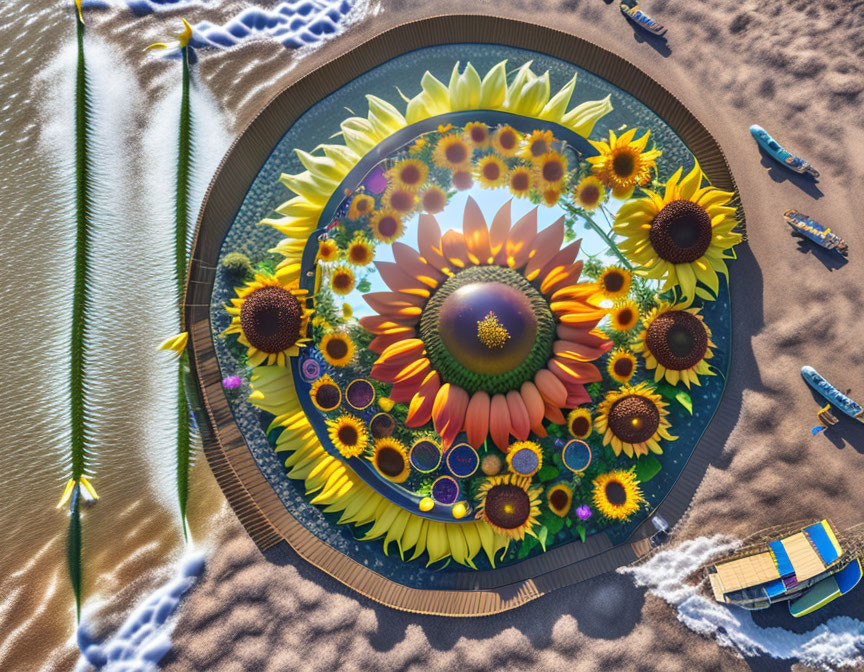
562, 202, 633, 270
68, 9, 92, 621
176, 46, 192, 538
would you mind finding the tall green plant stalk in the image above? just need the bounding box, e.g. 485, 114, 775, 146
175, 44, 192, 539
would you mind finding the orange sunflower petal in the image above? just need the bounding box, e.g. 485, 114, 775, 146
505, 390, 531, 441
440, 229, 471, 270
523, 217, 565, 281
505, 207, 538, 269
534, 368, 568, 407
464, 391, 491, 448
375, 261, 432, 298
489, 394, 512, 451
406, 371, 441, 427
391, 242, 444, 288
520, 381, 547, 437
462, 196, 492, 265
417, 214, 450, 272
488, 199, 513, 260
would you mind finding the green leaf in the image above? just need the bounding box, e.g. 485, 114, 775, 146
545, 515, 565, 536
517, 534, 539, 558
538, 525, 549, 551
356, 279, 372, 293
655, 383, 692, 414
635, 454, 663, 483
537, 465, 559, 482
694, 285, 717, 302
566, 517, 573, 528
576, 524, 586, 543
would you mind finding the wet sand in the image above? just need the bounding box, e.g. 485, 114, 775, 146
3, 0, 863, 670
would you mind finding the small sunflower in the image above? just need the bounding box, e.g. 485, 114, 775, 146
520, 129, 556, 161
433, 134, 471, 169
609, 300, 640, 331
370, 437, 411, 483
546, 483, 573, 517
594, 382, 676, 458
633, 301, 716, 388
464, 122, 491, 149
224, 274, 312, 367
534, 151, 568, 191
475, 474, 542, 540
492, 125, 521, 157
451, 169, 474, 191
508, 166, 534, 197
317, 238, 339, 262
382, 186, 417, 214
419, 185, 447, 214
572, 176, 606, 211
409, 137, 427, 154
346, 233, 375, 266
388, 158, 428, 192
369, 209, 404, 243
613, 162, 742, 300
541, 187, 562, 207
607, 349, 637, 384
319, 332, 355, 367
475, 154, 508, 188
596, 266, 632, 301
327, 414, 368, 459
310, 374, 342, 411
592, 469, 645, 521
566, 408, 593, 439
348, 194, 375, 220
330, 266, 356, 295
587, 128, 661, 195
506, 441, 543, 477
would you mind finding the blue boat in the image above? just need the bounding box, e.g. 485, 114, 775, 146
620, 3, 667, 37
802, 366, 864, 424
750, 125, 819, 177
784, 210, 848, 256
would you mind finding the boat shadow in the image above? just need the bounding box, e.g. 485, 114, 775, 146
757, 147, 824, 199
628, 23, 672, 58
262, 540, 646, 651
793, 237, 848, 271
804, 386, 864, 453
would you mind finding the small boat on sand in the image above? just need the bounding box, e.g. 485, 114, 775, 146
620, 3, 667, 37
705, 519, 863, 617
784, 210, 848, 256
750, 125, 819, 177
802, 366, 864, 425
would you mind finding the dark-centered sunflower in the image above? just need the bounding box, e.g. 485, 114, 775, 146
370, 437, 410, 482
388, 158, 428, 192
346, 233, 375, 266
327, 414, 368, 458
594, 382, 676, 457
633, 301, 715, 388
587, 128, 661, 198
546, 482, 573, 517
319, 332, 355, 367
369, 209, 404, 244
475, 474, 542, 540
348, 194, 375, 220
433, 134, 471, 169
475, 154, 508, 189
595, 266, 631, 301
607, 349, 637, 384
566, 408, 593, 439
224, 273, 313, 367
592, 469, 645, 521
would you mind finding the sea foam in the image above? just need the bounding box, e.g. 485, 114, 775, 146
619, 536, 864, 669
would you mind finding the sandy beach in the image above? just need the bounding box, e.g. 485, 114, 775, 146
2, 0, 863, 670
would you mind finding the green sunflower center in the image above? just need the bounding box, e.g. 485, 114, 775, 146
240, 285, 302, 354
645, 310, 708, 370
608, 394, 660, 444
649, 199, 713, 263
419, 266, 555, 394
484, 484, 531, 529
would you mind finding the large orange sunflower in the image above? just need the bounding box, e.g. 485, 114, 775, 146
360, 197, 613, 450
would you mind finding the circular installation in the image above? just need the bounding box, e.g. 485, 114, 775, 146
185, 16, 743, 616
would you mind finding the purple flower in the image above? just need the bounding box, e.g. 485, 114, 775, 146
301, 358, 320, 381
576, 504, 592, 520
222, 375, 242, 390
363, 165, 388, 194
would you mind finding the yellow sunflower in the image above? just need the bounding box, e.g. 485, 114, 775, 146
607, 349, 637, 384
223, 273, 313, 367
475, 474, 542, 540
388, 158, 428, 192
572, 175, 606, 211
507, 166, 534, 197
382, 186, 417, 214
346, 233, 375, 266
592, 469, 645, 521
475, 154, 508, 188
506, 441, 543, 477
464, 121, 491, 149
433, 134, 471, 169
409, 137, 427, 154
520, 129, 556, 161
317, 238, 339, 262
452, 169, 474, 191
491, 125, 521, 157
327, 414, 369, 458
419, 185, 448, 214
369, 209, 404, 243
348, 194, 375, 220
609, 300, 640, 331
329, 265, 355, 295
566, 408, 593, 439
633, 301, 716, 388
547, 482, 573, 517
319, 332, 355, 367
596, 266, 631, 301
310, 374, 342, 411
370, 437, 411, 482
613, 162, 742, 300
594, 382, 676, 457
534, 151, 568, 191
541, 187, 562, 207
588, 128, 660, 196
